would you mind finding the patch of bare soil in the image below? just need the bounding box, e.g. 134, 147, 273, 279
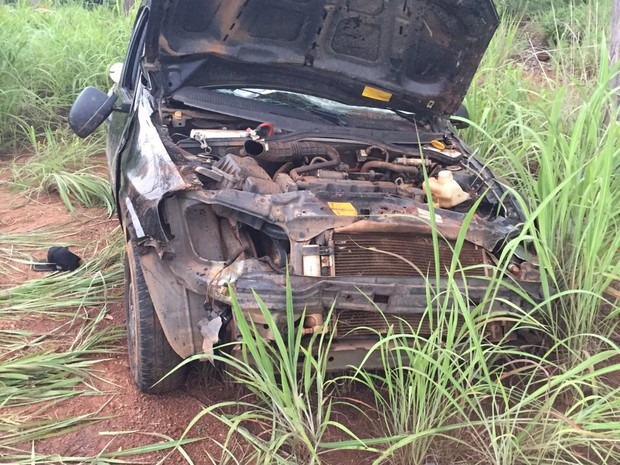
30, 360, 233, 463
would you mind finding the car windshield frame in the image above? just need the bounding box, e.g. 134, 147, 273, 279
216, 88, 421, 129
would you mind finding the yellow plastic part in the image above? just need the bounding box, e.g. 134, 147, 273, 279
362, 86, 392, 102
327, 202, 358, 217
431, 140, 446, 150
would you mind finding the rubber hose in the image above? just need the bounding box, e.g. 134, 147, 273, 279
359, 161, 419, 175
243, 140, 340, 165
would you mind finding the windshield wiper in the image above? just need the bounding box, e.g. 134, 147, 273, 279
171, 87, 339, 127
390, 108, 420, 127
254, 91, 345, 126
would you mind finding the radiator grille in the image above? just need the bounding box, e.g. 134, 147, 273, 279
333, 232, 487, 278
335, 309, 460, 338
336, 310, 428, 338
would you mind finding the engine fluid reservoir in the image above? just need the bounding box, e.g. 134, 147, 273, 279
423, 170, 470, 209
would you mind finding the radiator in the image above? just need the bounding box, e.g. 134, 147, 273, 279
332, 232, 487, 278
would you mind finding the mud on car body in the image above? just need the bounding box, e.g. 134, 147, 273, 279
70, 0, 541, 393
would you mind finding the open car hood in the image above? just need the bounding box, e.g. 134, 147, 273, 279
148, 0, 499, 118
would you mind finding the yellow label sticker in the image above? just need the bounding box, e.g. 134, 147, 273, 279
362, 86, 392, 102
328, 202, 357, 217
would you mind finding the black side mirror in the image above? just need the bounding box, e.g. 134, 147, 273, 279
450, 104, 470, 130
69, 87, 117, 138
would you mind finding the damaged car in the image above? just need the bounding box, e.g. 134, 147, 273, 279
69, 0, 540, 393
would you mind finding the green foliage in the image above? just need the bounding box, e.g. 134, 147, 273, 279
496, 0, 591, 17
0, 309, 121, 410
0, 2, 127, 213
464, 35, 620, 359
192, 272, 620, 464
10, 126, 114, 214
538, 1, 610, 82
0, 1, 132, 150
183, 281, 365, 464
538, 0, 608, 43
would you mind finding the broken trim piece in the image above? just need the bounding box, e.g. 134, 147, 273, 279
125, 197, 146, 239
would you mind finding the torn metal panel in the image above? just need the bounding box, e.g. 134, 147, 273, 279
139, 247, 206, 358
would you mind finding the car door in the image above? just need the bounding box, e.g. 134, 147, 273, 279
106, 7, 149, 198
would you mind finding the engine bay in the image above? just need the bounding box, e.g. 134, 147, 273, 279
158, 104, 510, 222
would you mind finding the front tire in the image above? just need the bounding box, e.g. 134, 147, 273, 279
124, 241, 187, 393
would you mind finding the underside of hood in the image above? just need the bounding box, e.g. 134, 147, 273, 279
152, 0, 499, 117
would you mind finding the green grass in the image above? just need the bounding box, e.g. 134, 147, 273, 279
182, 282, 364, 465
0, 308, 123, 443
0, 2, 127, 215
10, 126, 114, 214
183, 186, 618, 463
464, 31, 620, 358
191, 275, 619, 464
0, 231, 126, 458
0, 1, 132, 151
540, 1, 611, 82
0, 227, 125, 452
0, 221, 201, 464
0, 228, 124, 318
495, 0, 591, 16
